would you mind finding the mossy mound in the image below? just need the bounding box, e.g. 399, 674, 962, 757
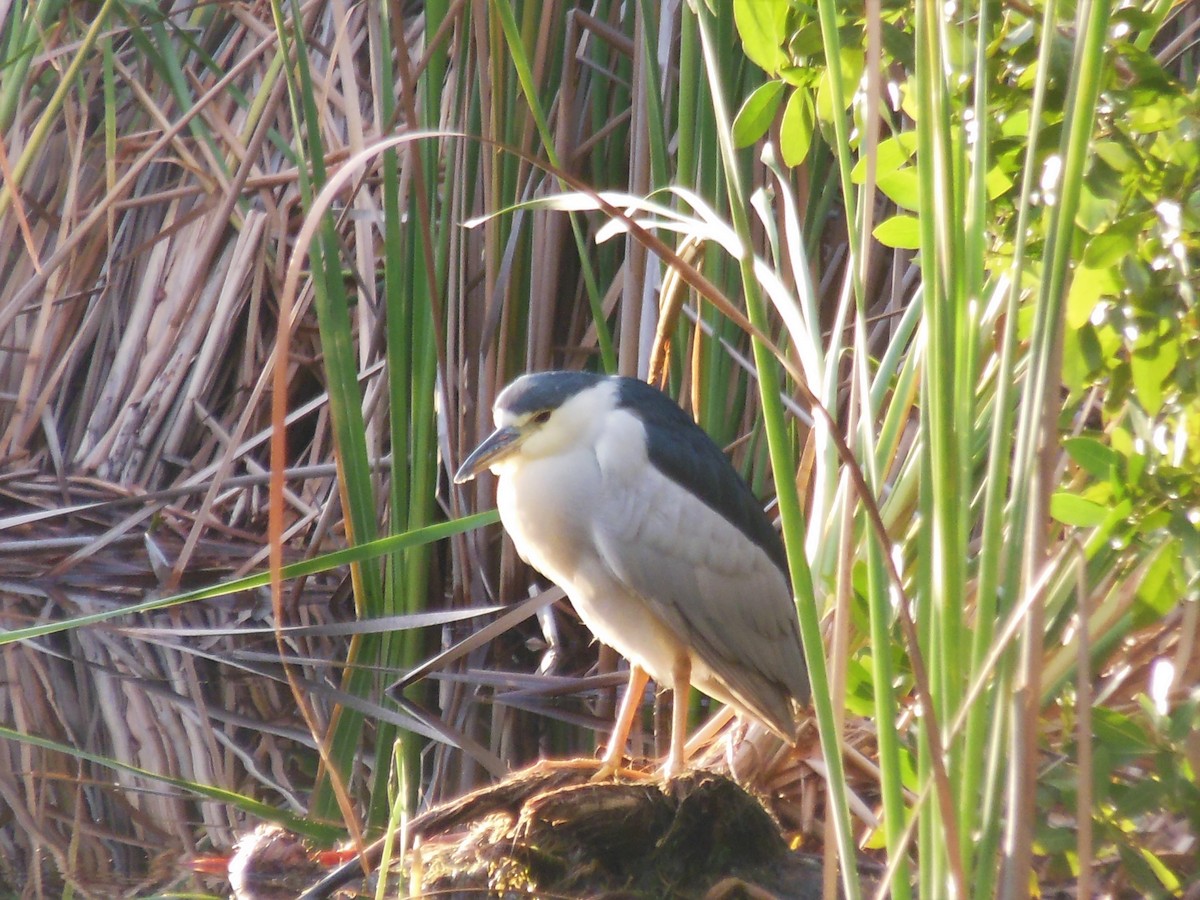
407, 764, 825, 899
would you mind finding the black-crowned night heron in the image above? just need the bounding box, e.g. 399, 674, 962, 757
457, 371, 809, 776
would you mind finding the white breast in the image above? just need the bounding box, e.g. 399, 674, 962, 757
496, 433, 687, 684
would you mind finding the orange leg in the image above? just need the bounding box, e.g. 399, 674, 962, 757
591, 665, 650, 780
665, 654, 691, 778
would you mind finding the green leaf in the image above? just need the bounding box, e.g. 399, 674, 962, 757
1093, 139, 1136, 172
733, 80, 786, 148
1134, 542, 1178, 624
1166, 696, 1200, 743
816, 48, 864, 124
1049, 492, 1109, 526
1155, 124, 1199, 169
1062, 324, 1098, 394
1112, 7, 1162, 34
1083, 215, 1147, 269
844, 656, 877, 718
985, 164, 1013, 200
877, 168, 921, 210
779, 88, 814, 167
851, 132, 918, 181
1138, 509, 1172, 534
1092, 707, 1153, 756
733, 0, 790, 75
1120, 44, 1182, 106
873, 214, 921, 249
1066, 264, 1119, 329
778, 65, 812, 88
849, 134, 921, 209
999, 108, 1030, 138
1077, 174, 1124, 232
1128, 97, 1183, 132
1130, 331, 1178, 417
880, 20, 915, 67
1064, 437, 1120, 480
1136, 846, 1183, 894
787, 22, 825, 58
1080, 480, 1115, 506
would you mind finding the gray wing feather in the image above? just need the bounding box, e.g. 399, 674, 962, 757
592, 461, 808, 737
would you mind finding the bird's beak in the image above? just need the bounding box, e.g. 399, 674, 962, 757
454, 425, 522, 483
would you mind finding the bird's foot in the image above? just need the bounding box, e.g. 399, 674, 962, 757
657, 737, 689, 781
586, 755, 655, 783
658, 757, 690, 781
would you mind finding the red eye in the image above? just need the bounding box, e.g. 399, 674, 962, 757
532, 410, 552, 425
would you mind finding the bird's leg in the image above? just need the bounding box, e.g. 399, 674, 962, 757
664, 654, 692, 779
591, 665, 650, 781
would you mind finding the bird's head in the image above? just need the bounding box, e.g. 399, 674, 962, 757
454, 372, 613, 483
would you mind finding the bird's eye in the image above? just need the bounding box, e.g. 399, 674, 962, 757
531, 409, 552, 425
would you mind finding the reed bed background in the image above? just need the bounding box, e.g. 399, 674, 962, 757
0, 1, 1197, 897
